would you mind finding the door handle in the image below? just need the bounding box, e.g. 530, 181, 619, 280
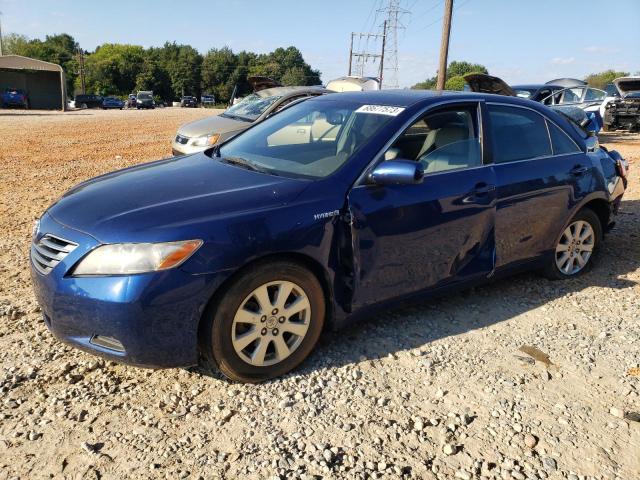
473, 183, 496, 195
570, 166, 588, 176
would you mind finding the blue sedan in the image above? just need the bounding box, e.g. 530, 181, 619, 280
30, 91, 627, 382
102, 96, 125, 109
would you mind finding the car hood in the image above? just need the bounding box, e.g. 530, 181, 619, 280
613, 77, 640, 96
47, 153, 309, 243
463, 74, 516, 96
178, 113, 250, 138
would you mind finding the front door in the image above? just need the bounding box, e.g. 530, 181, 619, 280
347, 102, 497, 310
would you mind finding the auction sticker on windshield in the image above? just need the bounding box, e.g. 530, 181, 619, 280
355, 105, 405, 116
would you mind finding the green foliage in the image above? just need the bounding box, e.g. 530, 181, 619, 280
5, 31, 321, 102
412, 60, 489, 90
201, 46, 321, 103
3, 33, 30, 55
82, 44, 145, 95
444, 76, 466, 91
447, 61, 488, 78
584, 69, 630, 90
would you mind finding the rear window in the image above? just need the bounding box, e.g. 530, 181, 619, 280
488, 104, 551, 163
547, 121, 581, 155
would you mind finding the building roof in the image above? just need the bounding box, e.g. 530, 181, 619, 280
0, 55, 63, 73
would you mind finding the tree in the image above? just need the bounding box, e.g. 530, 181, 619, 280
584, 70, 630, 90
82, 43, 145, 95
444, 76, 466, 91
201, 47, 239, 102
412, 60, 488, 90
3, 33, 30, 55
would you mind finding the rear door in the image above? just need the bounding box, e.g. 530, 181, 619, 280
347, 101, 497, 309
487, 103, 590, 268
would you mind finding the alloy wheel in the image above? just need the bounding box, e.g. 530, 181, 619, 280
555, 220, 595, 275
231, 281, 311, 367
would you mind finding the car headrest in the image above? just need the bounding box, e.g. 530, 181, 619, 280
434, 126, 468, 149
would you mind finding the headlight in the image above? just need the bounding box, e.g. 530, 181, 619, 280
192, 133, 220, 147
73, 240, 202, 276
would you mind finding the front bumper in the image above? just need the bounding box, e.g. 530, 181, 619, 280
30, 213, 223, 368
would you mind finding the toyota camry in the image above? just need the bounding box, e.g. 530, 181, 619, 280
30, 90, 627, 382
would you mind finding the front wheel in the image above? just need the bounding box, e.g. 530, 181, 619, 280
542, 208, 601, 279
202, 261, 325, 382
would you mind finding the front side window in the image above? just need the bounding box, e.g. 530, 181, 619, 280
584, 88, 605, 101
559, 88, 584, 104
384, 105, 481, 174
488, 105, 551, 163
218, 99, 395, 179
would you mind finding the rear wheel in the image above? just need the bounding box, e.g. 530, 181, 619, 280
543, 208, 601, 279
202, 261, 325, 382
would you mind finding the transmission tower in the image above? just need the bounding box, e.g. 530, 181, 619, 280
378, 0, 409, 89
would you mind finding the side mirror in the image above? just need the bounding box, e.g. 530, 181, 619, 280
369, 160, 424, 185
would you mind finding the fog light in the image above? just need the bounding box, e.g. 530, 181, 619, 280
90, 335, 125, 352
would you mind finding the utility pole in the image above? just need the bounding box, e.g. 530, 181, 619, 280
378, 20, 387, 86
347, 31, 386, 79
0, 12, 4, 56
77, 48, 86, 94
348, 33, 354, 76
436, 0, 454, 90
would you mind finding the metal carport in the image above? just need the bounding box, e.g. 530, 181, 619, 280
0, 55, 66, 110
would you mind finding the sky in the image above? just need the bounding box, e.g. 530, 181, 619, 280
2, 0, 639, 88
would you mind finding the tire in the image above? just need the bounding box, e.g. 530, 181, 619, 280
542, 208, 602, 280
202, 261, 325, 383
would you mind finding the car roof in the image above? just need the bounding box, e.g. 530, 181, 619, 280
257, 86, 330, 98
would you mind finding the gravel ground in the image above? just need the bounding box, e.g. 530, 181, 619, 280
0, 109, 638, 480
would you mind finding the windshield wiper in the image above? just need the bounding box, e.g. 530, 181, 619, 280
221, 112, 252, 122
220, 156, 275, 175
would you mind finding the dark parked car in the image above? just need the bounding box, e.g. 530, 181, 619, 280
102, 96, 125, 109
180, 96, 198, 108
74, 94, 104, 109
201, 94, 216, 106
30, 91, 627, 382
136, 91, 154, 109
1, 88, 29, 108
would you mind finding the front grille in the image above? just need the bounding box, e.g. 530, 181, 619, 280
31, 234, 78, 275
175, 134, 189, 145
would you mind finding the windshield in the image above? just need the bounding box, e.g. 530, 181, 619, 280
514, 88, 535, 99
223, 93, 282, 122
217, 99, 397, 179
138, 93, 152, 100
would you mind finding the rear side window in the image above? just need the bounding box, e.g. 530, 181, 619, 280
488, 105, 551, 163
547, 121, 581, 155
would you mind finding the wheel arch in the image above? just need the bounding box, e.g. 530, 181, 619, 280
580, 198, 611, 233
196, 252, 334, 354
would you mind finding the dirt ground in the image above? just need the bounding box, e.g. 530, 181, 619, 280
0, 109, 638, 480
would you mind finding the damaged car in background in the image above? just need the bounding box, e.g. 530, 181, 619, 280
603, 77, 640, 132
